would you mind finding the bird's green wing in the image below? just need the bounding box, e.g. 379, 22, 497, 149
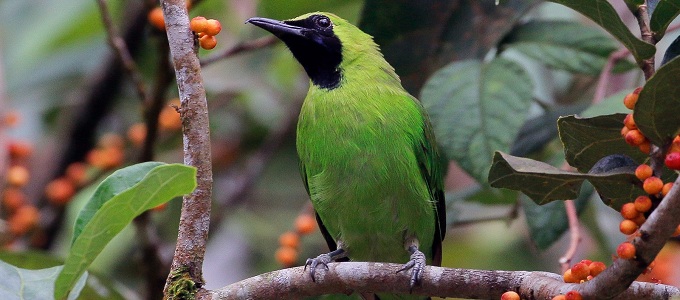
415, 109, 446, 266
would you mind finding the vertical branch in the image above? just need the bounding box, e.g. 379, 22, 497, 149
635, 4, 655, 80
161, 0, 213, 296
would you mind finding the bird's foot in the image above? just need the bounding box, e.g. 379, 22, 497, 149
397, 246, 426, 290
304, 253, 333, 282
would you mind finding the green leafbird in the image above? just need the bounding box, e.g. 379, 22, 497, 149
248, 12, 446, 299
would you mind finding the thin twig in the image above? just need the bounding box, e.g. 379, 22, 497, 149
592, 48, 631, 104
209, 262, 680, 300
200, 36, 278, 66
96, 0, 149, 102
558, 199, 580, 272
161, 0, 213, 295
635, 4, 656, 80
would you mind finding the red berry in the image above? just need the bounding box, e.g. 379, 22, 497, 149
624, 130, 646, 146
623, 92, 639, 110
665, 152, 680, 170
199, 35, 217, 50
565, 290, 583, 300
570, 262, 590, 281
563, 269, 579, 283
589, 261, 606, 277
662, 182, 674, 196
623, 114, 637, 129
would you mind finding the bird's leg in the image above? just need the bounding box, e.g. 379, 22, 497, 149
304, 241, 347, 282
397, 237, 426, 289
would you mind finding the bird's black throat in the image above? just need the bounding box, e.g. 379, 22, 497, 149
247, 15, 343, 90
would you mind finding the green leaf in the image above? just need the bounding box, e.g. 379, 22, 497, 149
488, 152, 643, 209
501, 20, 636, 75
580, 89, 634, 118
634, 55, 680, 146
360, 0, 539, 93
558, 114, 648, 172
650, 0, 680, 41
0, 251, 125, 300
421, 58, 533, 182
55, 163, 197, 300
547, 0, 656, 64
522, 183, 592, 250
0, 259, 87, 300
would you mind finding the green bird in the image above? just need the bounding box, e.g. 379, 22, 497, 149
248, 12, 445, 299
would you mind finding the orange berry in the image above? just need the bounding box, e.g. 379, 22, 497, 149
634, 195, 652, 213
634, 164, 653, 181
619, 219, 638, 235
66, 162, 88, 186
620, 126, 630, 137
617, 242, 636, 259
8, 141, 33, 160
563, 269, 579, 283
665, 152, 680, 170
2, 188, 26, 212
159, 105, 182, 131
190, 16, 208, 33
7, 165, 30, 187
8, 205, 39, 236
631, 213, 646, 226
662, 182, 674, 196
620, 203, 639, 220
623, 114, 637, 130
3, 111, 21, 127
579, 259, 592, 266
501, 291, 520, 300
643, 177, 663, 195
152, 202, 168, 212
275, 246, 298, 266
127, 123, 147, 147
295, 214, 317, 235
565, 290, 583, 300
588, 261, 606, 277
278, 231, 300, 249
199, 35, 217, 50
669, 140, 680, 153
624, 129, 646, 146
623, 92, 639, 110
45, 178, 76, 206
148, 7, 165, 30
552, 296, 566, 300
632, 87, 643, 95
205, 19, 222, 36
638, 141, 651, 154
570, 262, 590, 280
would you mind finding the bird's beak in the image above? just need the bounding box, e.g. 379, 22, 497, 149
246, 17, 305, 38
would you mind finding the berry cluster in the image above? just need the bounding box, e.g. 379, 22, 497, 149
3, 139, 39, 238
552, 291, 582, 300
147, 2, 222, 51
563, 259, 606, 283
275, 213, 317, 266
190, 17, 222, 50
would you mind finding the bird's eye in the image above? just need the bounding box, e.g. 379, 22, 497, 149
315, 16, 331, 29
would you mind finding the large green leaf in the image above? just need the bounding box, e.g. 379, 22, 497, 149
421, 58, 533, 182
634, 55, 680, 146
360, 0, 539, 93
558, 114, 647, 172
0, 251, 125, 300
501, 20, 636, 75
650, 0, 680, 41
55, 163, 197, 300
489, 152, 643, 209
547, 0, 656, 64
0, 259, 86, 300
522, 183, 592, 250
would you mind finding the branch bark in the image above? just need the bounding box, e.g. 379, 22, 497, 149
161, 0, 213, 295
209, 263, 680, 300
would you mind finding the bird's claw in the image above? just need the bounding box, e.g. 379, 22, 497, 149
396, 249, 426, 290
304, 253, 332, 282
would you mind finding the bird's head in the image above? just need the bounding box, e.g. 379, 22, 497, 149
247, 12, 384, 90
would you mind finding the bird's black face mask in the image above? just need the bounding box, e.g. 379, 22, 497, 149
247, 14, 342, 90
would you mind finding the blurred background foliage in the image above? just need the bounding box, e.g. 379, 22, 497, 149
0, 0, 678, 299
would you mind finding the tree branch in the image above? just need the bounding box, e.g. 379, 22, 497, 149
161, 0, 213, 293
635, 4, 655, 80
209, 263, 680, 300
579, 176, 680, 298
